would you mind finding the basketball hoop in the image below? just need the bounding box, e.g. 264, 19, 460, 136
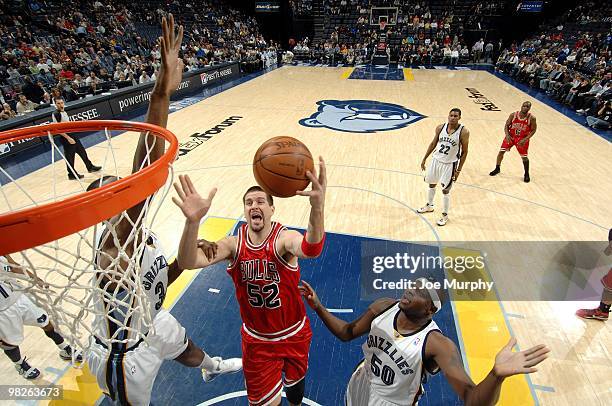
0, 120, 178, 362
0, 120, 177, 255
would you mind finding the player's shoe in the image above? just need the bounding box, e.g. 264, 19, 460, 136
202, 357, 243, 382
15, 358, 40, 379
576, 307, 609, 321
489, 167, 501, 176
436, 214, 449, 226
59, 346, 83, 362
524, 173, 530, 183
417, 204, 434, 214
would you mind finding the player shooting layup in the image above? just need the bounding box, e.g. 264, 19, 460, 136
173, 158, 327, 406
85, 15, 240, 405
300, 279, 550, 405
418, 108, 470, 226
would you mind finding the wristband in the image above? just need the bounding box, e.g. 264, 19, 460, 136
301, 233, 326, 257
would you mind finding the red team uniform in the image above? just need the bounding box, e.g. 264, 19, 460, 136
227, 222, 312, 405
501, 111, 532, 157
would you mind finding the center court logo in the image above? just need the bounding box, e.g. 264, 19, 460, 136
299, 100, 425, 133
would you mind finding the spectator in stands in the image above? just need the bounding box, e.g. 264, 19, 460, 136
485, 41, 494, 63
472, 38, 484, 62
0, 103, 16, 120
586, 100, 612, 129
139, 70, 152, 84
63, 82, 81, 102
16, 94, 38, 115
85, 71, 100, 86
22, 77, 45, 104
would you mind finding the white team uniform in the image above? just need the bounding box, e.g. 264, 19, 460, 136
0, 256, 49, 347
424, 123, 463, 189
86, 230, 189, 406
346, 303, 441, 406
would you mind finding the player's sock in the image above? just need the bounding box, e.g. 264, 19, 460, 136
44, 329, 65, 346
4, 347, 22, 363
427, 188, 436, 205
522, 159, 530, 182
599, 302, 611, 313
443, 194, 450, 214
489, 165, 500, 176
199, 353, 219, 371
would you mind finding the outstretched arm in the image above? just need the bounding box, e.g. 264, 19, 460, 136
118, 15, 184, 242
428, 334, 549, 406
172, 174, 236, 269
2, 254, 47, 288
281, 157, 327, 258
299, 281, 395, 341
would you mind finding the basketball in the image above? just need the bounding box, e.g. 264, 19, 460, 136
253, 136, 314, 198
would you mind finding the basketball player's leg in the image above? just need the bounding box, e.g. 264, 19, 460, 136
576, 269, 612, 321
490, 138, 511, 176
174, 338, 242, 381
516, 140, 530, 182
242, 337, 284, 405
345, 362, 372, 406
432, 162, 455, 226
418, 160, 439, 213
39, 319, 83, 361
152, 309, 241, 379
14, 294, 79, 361
0, 301, 40, 378
282, 333, 312, 406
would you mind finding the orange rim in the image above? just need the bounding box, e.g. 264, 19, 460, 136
0, 120, 178, 256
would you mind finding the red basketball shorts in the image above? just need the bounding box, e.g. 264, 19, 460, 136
241, 321, 312, 405
500, 136, 530, 157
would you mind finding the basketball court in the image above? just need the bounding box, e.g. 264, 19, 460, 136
1, 65, 611, 405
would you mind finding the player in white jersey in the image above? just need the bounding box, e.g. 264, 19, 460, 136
417, 108, 470, 226
0, 255, 81, 379
300, 279, 550, 405
84, 15, 240, 405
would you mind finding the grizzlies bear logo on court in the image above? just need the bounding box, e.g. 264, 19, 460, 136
299, 100, 425, 133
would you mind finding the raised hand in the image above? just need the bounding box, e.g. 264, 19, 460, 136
493, 337, 550, 378
172, 174, 217, 223
154, 13, 184, 96
299, 280, 322, 310
296, 156, 327, 210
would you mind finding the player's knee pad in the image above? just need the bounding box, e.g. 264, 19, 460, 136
285, 379, 305, 405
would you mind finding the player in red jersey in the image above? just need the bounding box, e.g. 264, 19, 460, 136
489, 101, 537, 182
576, 229, 612, 321
173, 158, 327, 406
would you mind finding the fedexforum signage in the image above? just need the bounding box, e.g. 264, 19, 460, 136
178, 116, 243, 157
465, 88, 501, 111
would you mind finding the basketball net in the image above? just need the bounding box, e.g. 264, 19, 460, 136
380, 21, 387, 31
0, 121, 176, 364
